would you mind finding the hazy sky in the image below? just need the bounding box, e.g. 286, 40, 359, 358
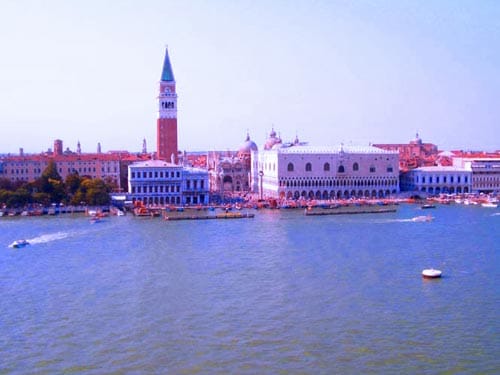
1, 0, 499, 154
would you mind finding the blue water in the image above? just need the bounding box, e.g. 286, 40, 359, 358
1, 204, 498, 374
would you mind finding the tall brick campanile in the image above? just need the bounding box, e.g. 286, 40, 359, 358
157, 47, 178, 163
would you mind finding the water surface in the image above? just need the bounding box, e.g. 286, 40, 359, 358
1, 204, 498, 374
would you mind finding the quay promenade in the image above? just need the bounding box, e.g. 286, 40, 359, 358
1, 192, 497, 219
0, 205, 111, 217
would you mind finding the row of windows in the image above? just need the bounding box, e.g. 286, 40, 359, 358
282, 189, 398, 200
132, 185, 181, 194
8, 166, 117, 175
286, 162, 393, 173
279, 178, 398, 188
131, 171, 181, 179
420, 186, 469, 194
5, 162, 117, 167
473, 177, 499, 181
161, 101, 175, 109
133, 195, 206, 205
134, 196, 182, 205
131, 179, 206, 193
417, 175, 468, 184
186, 180, 205, 189
8, 168, 42, 174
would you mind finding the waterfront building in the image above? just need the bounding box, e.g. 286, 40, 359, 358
451, 151, 500, 194
127, 160, 209, 205
0, 139, 147, 191
400, 166, 472, 195
373, 133, 439, 170
157, 48, 178, 163
251, 131, 399, 200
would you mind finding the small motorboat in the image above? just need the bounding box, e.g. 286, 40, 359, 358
421, 204, 436, 209
412, 215, 433, 222
10, 239, 30, 248
422, 268, 442, 278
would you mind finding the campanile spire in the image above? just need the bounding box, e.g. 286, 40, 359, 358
157, 47, 178, 163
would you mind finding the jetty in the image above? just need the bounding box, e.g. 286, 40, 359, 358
163, 207, 254, 221
304, 203, 397, 216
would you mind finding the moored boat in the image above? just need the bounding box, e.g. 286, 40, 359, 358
481, 202, 498, 208
422, 268, 442, 278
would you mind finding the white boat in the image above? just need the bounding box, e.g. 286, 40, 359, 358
481, 202, 498, 208
421, 204, 436, 209
412, 215, 433, 222
10, 239, 30, 248
422, 268, 442, 278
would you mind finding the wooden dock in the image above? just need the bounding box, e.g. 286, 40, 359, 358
304, 204, 397, 216
164, 210, 254, 221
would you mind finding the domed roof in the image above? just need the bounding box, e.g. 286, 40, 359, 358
238, 133, 258, 154
410, 132, 423, 145
264, 128, 282, 150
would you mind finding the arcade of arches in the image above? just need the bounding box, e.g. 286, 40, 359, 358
279, 176, 398, 199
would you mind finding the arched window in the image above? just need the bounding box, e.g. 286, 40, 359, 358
305, 163, 312, 172
324, 162, 330, 171
338, 165, 345, 173
287, 162, 294, 172
353, 162, 359, 171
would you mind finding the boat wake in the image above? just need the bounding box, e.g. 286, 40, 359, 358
491, 212, 500, 217
27, 231, 70, 244
374, 218, 423, 223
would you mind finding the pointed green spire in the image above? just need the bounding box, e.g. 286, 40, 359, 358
161, 47, 175, 82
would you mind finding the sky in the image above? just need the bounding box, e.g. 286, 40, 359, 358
1, 0, 499, 154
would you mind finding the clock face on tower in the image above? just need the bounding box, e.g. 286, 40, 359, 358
164, 87, 171, 94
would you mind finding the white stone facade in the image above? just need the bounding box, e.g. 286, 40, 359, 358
400, 166, 472, 195
452, 157, 500, 194
251, 144, 399, 199
128, 160, 209, 205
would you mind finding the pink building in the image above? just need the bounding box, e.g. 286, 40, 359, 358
0, 140, 149, 192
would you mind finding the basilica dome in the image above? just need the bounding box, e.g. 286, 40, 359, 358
264, 128, 282, 150
238, 133, 258, 154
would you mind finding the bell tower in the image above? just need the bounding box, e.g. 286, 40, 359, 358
157, 47, 178, 163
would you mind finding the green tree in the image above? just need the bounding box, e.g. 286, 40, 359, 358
42, 159, 62, 181
0, 190, 13, 206
65, 172, 81, 196
32, 192, 51, 206
0, 178, 13, 191
33, 160, 65, 203
84, 179, 111, 205
11, 188, 32, 207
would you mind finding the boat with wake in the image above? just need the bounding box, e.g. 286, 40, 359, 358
9, 239, 30, 248
412, 215, 433, 222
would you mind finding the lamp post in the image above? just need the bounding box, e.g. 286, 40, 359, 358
258, 170, 264, 201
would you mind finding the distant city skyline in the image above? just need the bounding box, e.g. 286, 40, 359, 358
1, 0, 499, 154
